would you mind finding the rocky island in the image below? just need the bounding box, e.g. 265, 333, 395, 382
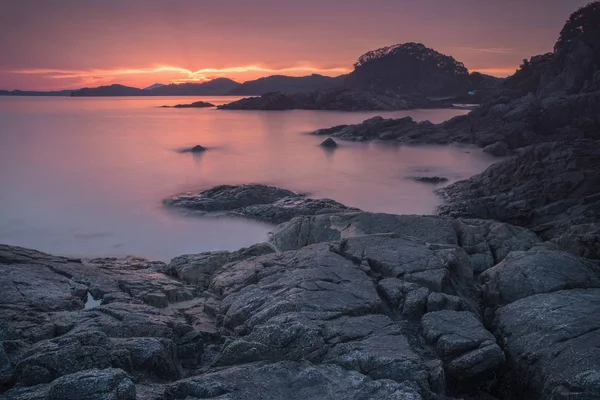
218, 43, 501, 111
309, 3, 600, 156
2, 3, 600, 400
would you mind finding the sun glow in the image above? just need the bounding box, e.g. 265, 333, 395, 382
10, 65, 352, 88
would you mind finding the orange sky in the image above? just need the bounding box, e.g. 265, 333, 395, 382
0, 0, 589, 90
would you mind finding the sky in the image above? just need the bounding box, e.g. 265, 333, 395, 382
0, 0, 591, 90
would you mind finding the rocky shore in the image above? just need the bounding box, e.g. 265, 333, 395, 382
3, 203, 600, 399
216, 43, 501, 112
163, 184, 359, 224
2, 4, 600, 400
309, 4, 600, 156
216, 88, 450, 111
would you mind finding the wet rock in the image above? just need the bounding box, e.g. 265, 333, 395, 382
0, 344, 13, 385
377, 279, 430, 319
269, 212, 540, 270
165, 184, 297, 212
113, 337, 182, 380
0, 244, 215, 396
493, 289, 600, 399
270, 212, 460, 251
421, 311, 504, 380
438, 140, 600, 259
165, 361, 424, 399
483, 141, 510, 157
312, 124, 348, 136
340, 234, 474, 295
550, 223, 600, 259
234, 197, 359, 224
210, 243, 382, 331
454, 218, 541, 272
47, 368, 136, 400
320, 138, 338, 148
165, 184, 358, 224
13, 331, 115, 386
480, 248, 600, 306
168, 242, 275, 289
426, 292, 465, 313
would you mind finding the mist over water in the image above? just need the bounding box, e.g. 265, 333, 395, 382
0, 96, 495, 261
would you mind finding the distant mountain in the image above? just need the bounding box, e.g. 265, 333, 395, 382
344, 42, 476, 96
69, 78, 241, 96
0, 89, 74, 96
229, 74, 347, 95
147, 78, 240, 95
143, 83, 164, 91
70, 84, 145, 97
219, 43, 503, 111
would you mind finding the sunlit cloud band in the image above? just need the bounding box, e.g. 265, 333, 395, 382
10, 65, 352, 84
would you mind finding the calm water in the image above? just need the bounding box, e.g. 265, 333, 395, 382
0, 96, 495, 261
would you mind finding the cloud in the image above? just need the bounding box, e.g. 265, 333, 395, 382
452, 47, 514, 54
471, 67, 518, 77
9, 64, 352, 85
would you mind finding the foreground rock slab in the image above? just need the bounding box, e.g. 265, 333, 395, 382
2, 206, 599, 399
165, 361, 424, 400
164, 184, 359, 224
421, 311, 504, 380
269, 212, 541, 273
493, 289, 600, 399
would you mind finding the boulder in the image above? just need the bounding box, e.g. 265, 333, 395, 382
270, 213, 460, 251
165, 361, 424, 400
480, 248, 600, 306
492, 289, 600, 399
319, 138, 338, 148
207, 242, 445, 395
269, 212, 540, 271
47, 368, 136, 400
339, 234, 474, 295
112, 337, 182, 380
167, 243, 275, 288
421, 311, 504, 380
165, 184, 359, 224
233, 197, 359, 224
165, 184, 297, 212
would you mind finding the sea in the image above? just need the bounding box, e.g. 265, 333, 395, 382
0, 96, 496, 261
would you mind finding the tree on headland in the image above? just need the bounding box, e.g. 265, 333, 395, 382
555, 1, 600, 55
347, 43, 470, 95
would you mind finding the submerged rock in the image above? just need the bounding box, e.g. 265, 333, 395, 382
408, 176, 449, 184
179, 144, 207, 153
169, 101, 215, 108
319, 138, 338, 148
164, 184, 359, 224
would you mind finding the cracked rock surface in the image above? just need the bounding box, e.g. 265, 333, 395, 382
1, 211, 600, 399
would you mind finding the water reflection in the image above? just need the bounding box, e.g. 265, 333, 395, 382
0, 96, 494, 261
